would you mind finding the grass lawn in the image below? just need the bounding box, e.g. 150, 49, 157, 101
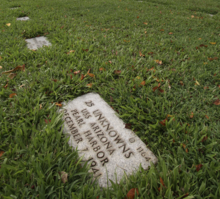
0, 0, 220, 198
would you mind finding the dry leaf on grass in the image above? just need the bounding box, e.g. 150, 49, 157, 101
190, 112, 194, 118
73, 70, 80, 75
99, 68, 105, 71
125, 188, 139, 199
8, 73, 17, 79
0, 66, 2, 69
55, 103, 62, 107
67, 50, 75, 54
9, 93, 17, 98
214, 99, 220, 105
88, 73, 95, 78
6, 23, 11, 26
2, 64, 25, 74
196, 164, 203, 172
140, 81, 145, 86
155, 60, 162, 65
139, 51, 145, 57
160, 117, 167, 126
201, 136, 208, 142
59, 171, 68, 183
86, 83, 92, 88
182, 144, 188, 153
158, 177, 166, 191
195, 80, 200, 86
0, 151, 5, 157
205, 115, 209, 119
114, 70, 121, 75
80, 74, 84, 80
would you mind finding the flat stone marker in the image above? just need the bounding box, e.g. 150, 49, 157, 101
17, 17, 30, 21
61, 93, 157, 187
25, 36, 51, 50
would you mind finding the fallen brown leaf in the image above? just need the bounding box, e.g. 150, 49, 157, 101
160, 177, 165, 187
9, 93, 16, 98
196, 164, 203, 172
208, 57, 218, 61
125, 188, 139, 199
59, 171, 68, 183
19, 84, 25, 88
0, 151, 4, 157
67, 50, 75, 54
214, 99, 220, 105
55, 103, 62, 107
45, 119, 51, 124
139, 51, 145, 57
160, 118, 167, 126
80, 74, 84, 80
190, 112, 194, 118
140, 81, 145, 86
8, 73, 17, 79
159, 89, 164, 93
73, 70, 80, 75
153, 86, 159, 92
88, 73, 95, 78
205, 115, 209, 119
201, 136, 208, 142
82, 49, 89, 52
182, 193, 189, 198
114, 70, 121, 75
99, 67, 105, 71
2, 65, 25, 75
86, 83, 92, 88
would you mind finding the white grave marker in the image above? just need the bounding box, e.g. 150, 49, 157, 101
25, 36, 51, 50
17, 17, 30, 21
61, 93, 157, 187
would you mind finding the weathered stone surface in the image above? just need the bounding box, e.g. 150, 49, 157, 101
25, 36, 51, 50
60, 93, 158, 187
17, 17, 30, 21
